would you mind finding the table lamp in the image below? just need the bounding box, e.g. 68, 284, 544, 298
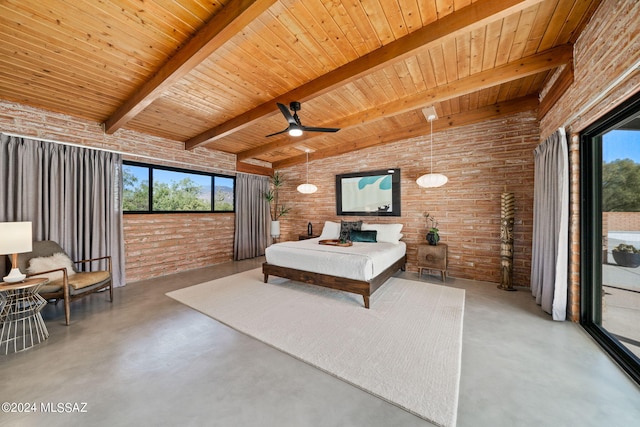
0, 221, 33, 283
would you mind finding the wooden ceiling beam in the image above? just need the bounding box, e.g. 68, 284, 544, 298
538, 63, 574, 119
102, 0, 277, 134
235, 161, 273, 176
185, 0, 544, 150
272, 95, 540, 169
242, 44, 571, 161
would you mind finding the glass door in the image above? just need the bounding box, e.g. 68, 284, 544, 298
601, 124, 640, 358
581, 92, 640, 384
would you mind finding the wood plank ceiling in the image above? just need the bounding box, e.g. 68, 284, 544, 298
0, 0, 601, 172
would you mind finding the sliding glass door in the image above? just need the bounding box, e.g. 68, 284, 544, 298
581, 92, 640, 384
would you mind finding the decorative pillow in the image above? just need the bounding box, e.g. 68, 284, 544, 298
318, 221, 341, 240
350, 230, 377, 243
340, 220, 362, 241
361, 223, 404, 244
27, 252, 76, 282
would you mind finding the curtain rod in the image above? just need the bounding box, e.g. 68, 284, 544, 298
1, 131, 265, 177
562, 57, 640, 130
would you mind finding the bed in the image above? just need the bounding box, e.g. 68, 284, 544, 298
262, 221, 407, 308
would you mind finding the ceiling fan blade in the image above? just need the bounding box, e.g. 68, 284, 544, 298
265, 127, 289, 137
268, 101, 339, 137
276, 102, 297, 125
301, 126, 340, 133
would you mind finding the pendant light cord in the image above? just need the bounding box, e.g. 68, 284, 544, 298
429, 118, 433, 174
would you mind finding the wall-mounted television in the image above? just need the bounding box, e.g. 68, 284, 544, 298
335, 168, 401, 216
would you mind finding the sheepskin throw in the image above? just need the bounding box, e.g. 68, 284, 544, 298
27, 252, 76, 282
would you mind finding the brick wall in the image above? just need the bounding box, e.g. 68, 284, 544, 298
0, 100, 236, 282
604, 212, 640, 232
124, 213, 235, 282
276, 111, 539, 286
539, 0, 640, 321
602, 212, 640, 257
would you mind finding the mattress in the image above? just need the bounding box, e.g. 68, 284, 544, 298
264, 238, 406, 281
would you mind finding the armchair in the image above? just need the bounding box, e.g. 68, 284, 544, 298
15, 241, 113, 325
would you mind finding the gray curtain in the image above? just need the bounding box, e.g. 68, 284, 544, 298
530, 128, 569, 321
234, 173, 270, 260
0, 133, 126, 287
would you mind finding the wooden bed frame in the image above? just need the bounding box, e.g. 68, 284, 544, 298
262, 254, 407, 308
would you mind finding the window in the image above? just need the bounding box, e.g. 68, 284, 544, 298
122, 162, 235, 213
581, 91, 640, 385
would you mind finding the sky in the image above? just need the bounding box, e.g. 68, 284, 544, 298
603, 129, 640, 163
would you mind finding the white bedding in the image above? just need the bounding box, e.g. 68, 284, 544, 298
265, 238, 406, 281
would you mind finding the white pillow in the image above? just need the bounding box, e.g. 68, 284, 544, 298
362, 223, 404, 244
27, 252, 76, 282
318, 221, 341, 240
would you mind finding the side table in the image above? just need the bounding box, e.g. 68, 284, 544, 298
0, 278, 49, 354
417, 243, 448, 282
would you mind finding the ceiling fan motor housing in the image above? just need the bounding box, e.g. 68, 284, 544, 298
289, 101, 301, 112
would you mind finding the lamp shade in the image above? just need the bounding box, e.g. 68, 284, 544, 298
297, 183, 317, 194
0, 221, 32, 255
416, 173, 448, 188
0, 221, 32, 283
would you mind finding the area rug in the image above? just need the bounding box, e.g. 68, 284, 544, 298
166, 269, 465, 427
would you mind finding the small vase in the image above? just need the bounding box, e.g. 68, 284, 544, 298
426, 231, 439, 246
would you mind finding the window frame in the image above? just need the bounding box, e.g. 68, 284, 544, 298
122, 161, 235, 214
580, 91, 640, 385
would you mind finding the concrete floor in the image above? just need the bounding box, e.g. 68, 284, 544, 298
1, 258, 639, 427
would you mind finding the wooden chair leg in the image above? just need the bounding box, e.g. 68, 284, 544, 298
64, 297, 71, 326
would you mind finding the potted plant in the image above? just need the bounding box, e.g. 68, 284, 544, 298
263, 172, 291, 238
424, 212, 440, 246
612, 243, 640, 268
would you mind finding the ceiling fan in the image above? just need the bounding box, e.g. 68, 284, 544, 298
266, 101, 340, 137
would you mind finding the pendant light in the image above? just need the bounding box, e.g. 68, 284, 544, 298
297, 150, 317, 194
416, 107, 448, 188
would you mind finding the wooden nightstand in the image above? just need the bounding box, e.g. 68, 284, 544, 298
417, 243, 448, 282
298, 234, 320, 240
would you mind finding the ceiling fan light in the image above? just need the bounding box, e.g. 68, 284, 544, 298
416, 173, 448, 188
297, 183, 317, 194
289, 126, 303, 137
